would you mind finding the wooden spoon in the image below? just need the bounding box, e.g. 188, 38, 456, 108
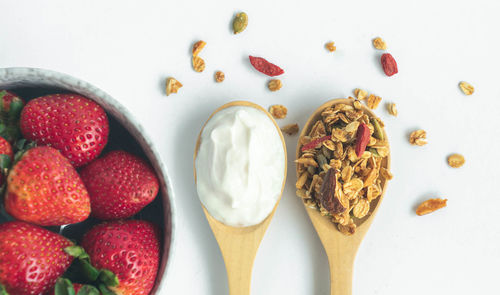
296, 99, 391, 295
194, 101, 287, 295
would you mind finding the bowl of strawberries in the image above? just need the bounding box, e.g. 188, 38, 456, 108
0, 67, 175, 295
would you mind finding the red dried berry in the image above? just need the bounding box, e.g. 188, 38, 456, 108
249, 56, 284, 77
355, 123, 371, 157
381, 53, 398, 76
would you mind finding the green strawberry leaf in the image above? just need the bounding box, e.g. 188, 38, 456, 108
98, 284, 117, 295
98, 269, 119, 287
15, 138, 26, 151
64, 246, 88, 259
76, 285, 100, 295
7, 99, 23, 121
0, 90, 6, 100
0, 154, 11, 171
0, 283, 9, 295
54, 278, 76, 295
0, 124, 6, 135
80, 259, 100, 282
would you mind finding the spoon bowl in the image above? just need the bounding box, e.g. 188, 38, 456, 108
194, 100, 287, 295
296, 98, 390, 295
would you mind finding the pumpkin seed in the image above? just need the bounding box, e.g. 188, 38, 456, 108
370, 118, 384, 140
232, 12, 248, 34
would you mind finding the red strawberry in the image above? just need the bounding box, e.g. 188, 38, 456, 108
0, 136, 13, 187
81, 220, 160, 295
80, 150, 159, 220
0, 221, 74, 295
0, 136, 13, 160
5, 146, 91, 226
20, 94, 109, 167
0, 90, 25, 142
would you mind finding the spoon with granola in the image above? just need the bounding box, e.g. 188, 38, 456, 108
295, 98, 392, 295
194, 101, 287, 295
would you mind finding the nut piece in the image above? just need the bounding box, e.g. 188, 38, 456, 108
214, 71, 225, 83
372, 37, 387, 50
409, 129, 427, 146
416, 198, 447, 216
354, 88, 368, 100
366, 94, 382, 109
269, 104, 288, 119
387, 103, 397, 116
447, 153, 465, 168
268, 79, 283, 91
233, 12, 248, 34
165, 77, 183, 96
459, 81, 474, 95
192, 56, 206, 72
338, 222, 356, 236
192, 40, 206, 56
325, 42, 336, 52
281, 124, 299, 135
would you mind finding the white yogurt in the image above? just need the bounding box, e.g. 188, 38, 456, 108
195, 105, 286, 227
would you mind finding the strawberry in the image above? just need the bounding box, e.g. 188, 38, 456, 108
0, 90, 24, 143
0, 136, 13, 188
0, 136, 13, 160
20, 94, 109, 167
5, 146, 91, 226
80, 150, 159, 220
0, 221, 74, 295
81, 220, 160, 295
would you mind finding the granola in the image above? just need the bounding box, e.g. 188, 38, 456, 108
295, 100, 391, 235
372, 37, 387, 50
447, 153, 465, 168
416, 198, 447, 216
387, 103, 397, 116
192, 55, 206, 72
409, 129, 427, 146
165, 77, 183, 96
366, 94, 382, 109
268, 79, 282, 91
459, 81, 474, 95
214, 71, 225, 83
281, 124, 299, 135
325, 42, 336, 52
269, 105, 288, 119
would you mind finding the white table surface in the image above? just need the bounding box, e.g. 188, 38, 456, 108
1, 0, 499, 294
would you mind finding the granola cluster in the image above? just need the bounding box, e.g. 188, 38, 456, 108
295, 100, 392, 235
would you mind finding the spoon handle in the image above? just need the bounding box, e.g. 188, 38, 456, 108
328, 250, 355, 295
221, 241, 257, 295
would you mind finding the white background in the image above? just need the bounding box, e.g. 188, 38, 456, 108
1, 0, 499, 294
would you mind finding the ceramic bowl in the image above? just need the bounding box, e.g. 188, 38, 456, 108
0, 67, 176, 294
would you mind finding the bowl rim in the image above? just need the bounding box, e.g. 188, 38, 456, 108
0, 67, 177, 293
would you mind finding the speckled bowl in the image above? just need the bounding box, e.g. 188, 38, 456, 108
0, 67, 176, 294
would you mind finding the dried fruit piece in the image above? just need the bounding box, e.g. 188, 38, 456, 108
215, 71, 225, 83
354, 88, 368, 100
269, 105, 287, 119
267, 79, 283, 92
325, 42, 336, 52
366, 94, 382, 109
338, 222, 356, 236
249, 56, 284, 76
355, 123, 371, 157
459, 81, 474, 95
409, 129, 427, 146
353, 198, 370, 218
372, 37, 387, 50
301, 135, 332, 152
192, 55, 206, 72
281, 124, 299, 135
192, 40, 206, 56
381, 53, 398, 76
319, 168, 346, 214
387, 103, 397, 116
447, 153, 465, 168
416, 198, 447, 216
166, 77, 183, 96
232, 12, 248, 34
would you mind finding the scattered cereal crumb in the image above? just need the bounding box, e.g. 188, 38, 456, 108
459, 81, 474, 95
447, 153, 465, 168
366, 94, 382, 109
192, 40, 206, 56
192, 55, 206, 72
372, 37, 387, 50
354, 88, 368, 100
325, 42, 336, 52
166, 77, 183, 96
387, 103, 397, 116
281, 124, 299, 135
268, 79, 283, 91
416, 198, 447, 216
269, 105, 288, 119
409, 129, 427, 146
214, 71, 225, 83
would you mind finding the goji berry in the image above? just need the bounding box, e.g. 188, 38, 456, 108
381, 53, 398, 76
249, 56, 284, 77
355, 123, 370, 157
301, 135, 331, 152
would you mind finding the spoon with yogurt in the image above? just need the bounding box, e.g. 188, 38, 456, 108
296, 98, 391, 295
194, 101, 287, 295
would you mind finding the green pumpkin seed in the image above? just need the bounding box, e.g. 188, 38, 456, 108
370, 118, 384, 140
233, 12, 248, 34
